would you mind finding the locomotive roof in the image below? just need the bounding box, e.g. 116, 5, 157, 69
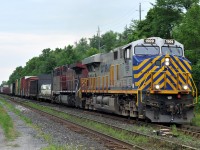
82, 53, 102, 65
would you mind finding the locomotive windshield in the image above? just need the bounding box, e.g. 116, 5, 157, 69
134, 46, 159, 55
161, 47, 183, 56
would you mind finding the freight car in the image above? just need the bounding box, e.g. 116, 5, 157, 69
29, 74, 52, 100
6, 37, 197, 124
9, 83, 15, 95
0, 85, 10, 94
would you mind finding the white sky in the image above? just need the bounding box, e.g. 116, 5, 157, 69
0, 0, 155, 83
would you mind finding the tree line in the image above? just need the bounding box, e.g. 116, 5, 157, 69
5, 0, 200, 93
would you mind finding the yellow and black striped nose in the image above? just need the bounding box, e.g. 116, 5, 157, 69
133, 55, 192, 92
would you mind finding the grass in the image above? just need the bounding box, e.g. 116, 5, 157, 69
171, 125, 179, 136
192, 97, 200, 126
0, 99, 18, 141
42, 144, 84, 150
192, 111, 200, 126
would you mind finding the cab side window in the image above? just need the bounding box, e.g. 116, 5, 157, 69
124, 46, 131, 59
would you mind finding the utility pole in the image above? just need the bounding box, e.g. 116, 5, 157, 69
137, 3, 143, 21
139, 3, 142, 21
97, 26, 101, 50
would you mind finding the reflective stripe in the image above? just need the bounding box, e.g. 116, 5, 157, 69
133, 58, 150, 70
134, 56, 161, 78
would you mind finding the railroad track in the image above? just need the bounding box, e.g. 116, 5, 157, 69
8, 97, 145, 150
6, 96, 197, 150
180, 125, 200, 138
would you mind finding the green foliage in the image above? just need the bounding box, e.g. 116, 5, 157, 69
0, 99, 18, 140
185, 49, 200, 91
192, 111, 200, 126
101, 31, 118, 52
85, 48, 99, 57
8, 66, 24, 84
89, 35, 100, 49
171, 125, 179, 136
156, 0, 199, 10
173, 4, 200, 49
137, 5, 181, 39
42, 145, 82, 150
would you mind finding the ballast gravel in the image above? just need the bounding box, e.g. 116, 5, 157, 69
37, 101, 200, 149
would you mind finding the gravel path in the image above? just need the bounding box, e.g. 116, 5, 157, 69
0, 106, 48, 150
0, 127, 6, 148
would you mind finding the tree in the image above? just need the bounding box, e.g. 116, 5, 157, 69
156, 0, 199, 11
8, 66, 24, 83
74, 38, 90, 60
136, 5, 181, 39
55, 45, 77, 66
89, 35, 100, 49
173, 4, 200, 49
85, 48, 99, 57
101, 31, 118, 52
117, 23, 140, 46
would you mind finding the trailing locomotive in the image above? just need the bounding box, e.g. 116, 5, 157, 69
5, 37, 197, 124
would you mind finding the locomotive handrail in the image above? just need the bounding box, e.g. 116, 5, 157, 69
190, 76, 198, 104
137, 71, 152, 106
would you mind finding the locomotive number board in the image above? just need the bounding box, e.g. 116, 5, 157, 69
165, 39, 175, 44
144, 39, 155, 44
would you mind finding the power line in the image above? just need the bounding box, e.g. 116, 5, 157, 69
99, 8, 138, 31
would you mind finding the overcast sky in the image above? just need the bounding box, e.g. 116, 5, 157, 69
0, 0, 155, 83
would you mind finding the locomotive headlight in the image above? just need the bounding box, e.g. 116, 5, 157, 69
154, 84, 160, 90
183, 84, 188, 90
165, 61, 170, 66
165, 58, 170, 66
165, 58, 170, 62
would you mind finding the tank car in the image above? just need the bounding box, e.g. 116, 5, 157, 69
80, 37, 197, 123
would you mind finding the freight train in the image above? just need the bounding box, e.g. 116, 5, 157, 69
1, 37, 198, 124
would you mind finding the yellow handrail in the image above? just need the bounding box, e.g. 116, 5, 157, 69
190, 76, 198, 104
